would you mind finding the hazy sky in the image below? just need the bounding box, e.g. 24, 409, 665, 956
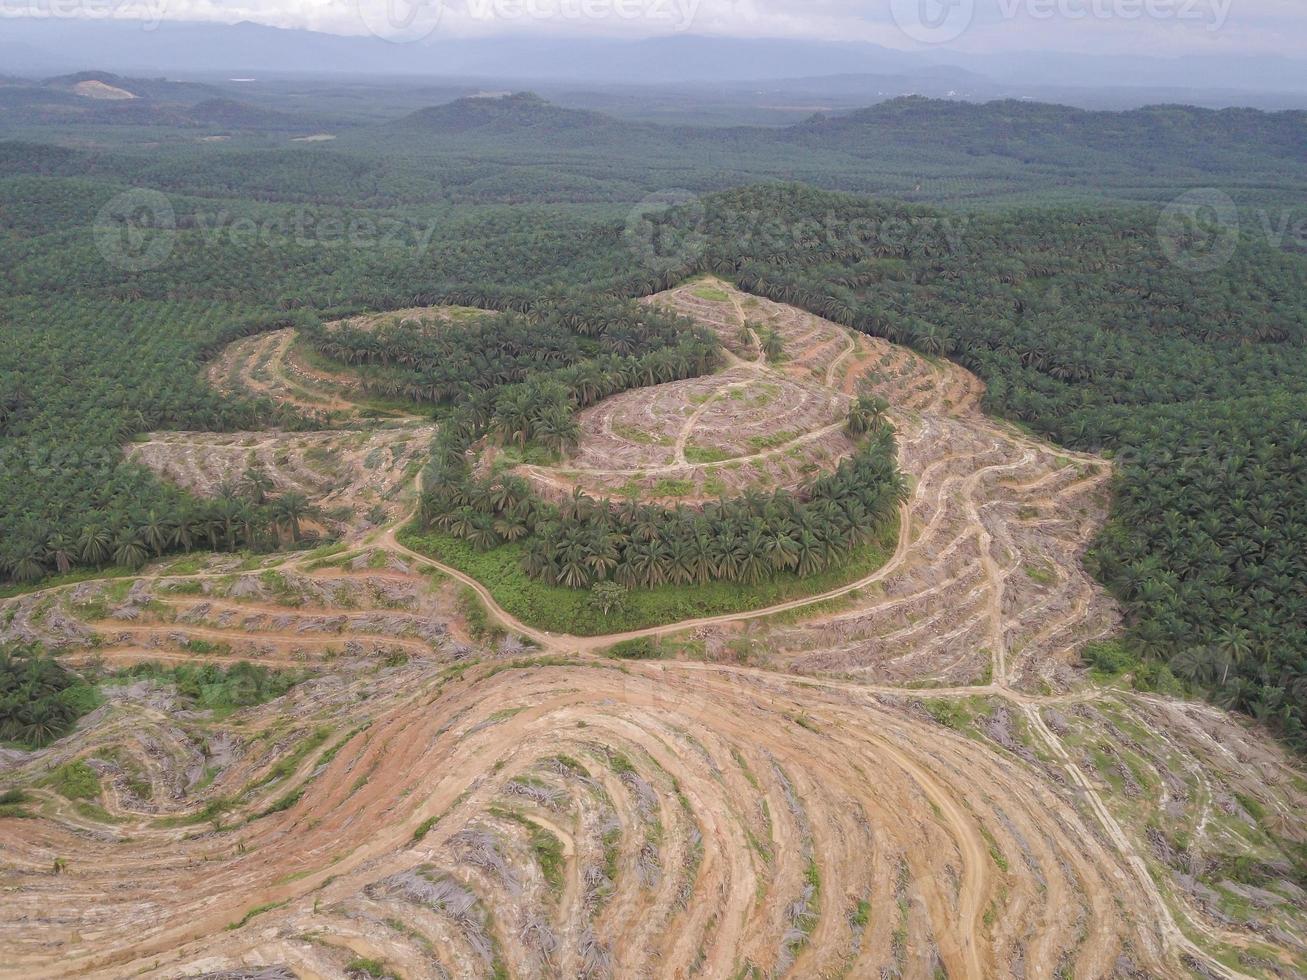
11, 0, 1304, 56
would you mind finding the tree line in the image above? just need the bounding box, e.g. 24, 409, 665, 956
418, 405, 905, 593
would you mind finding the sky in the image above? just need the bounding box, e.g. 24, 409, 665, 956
6, 0, 1303, 57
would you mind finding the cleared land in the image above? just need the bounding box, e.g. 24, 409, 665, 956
128, 425, 432, 537
1, 291, 1303, 979
207, 328, 363, 420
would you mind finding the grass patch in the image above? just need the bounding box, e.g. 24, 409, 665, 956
650, 478, 695, 497
226, 900, 288, 931
347, 959, 401, 980
47, 760, 100, 800
1024, 563, 1056, 586
0, 788, 34, 819
398, 513, 898, 636
458, 587, 502, 642
530, 826, 565, 892
154, 796, 234, 828
684, 445, 736, 465
245, 725, 333, 794
0, 565, 137, 600
923, 697, 993, 734
979, 824, 1010, 873
692, 284, 731, 302
607, 638, 664, 660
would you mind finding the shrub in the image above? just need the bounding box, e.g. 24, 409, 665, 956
608, 638, 661, 660
49, 760, 100, 800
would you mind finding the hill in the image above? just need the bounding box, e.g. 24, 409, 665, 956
791, 97, 1307, 170
0, 74, 332, 132
394, 91, 625, 137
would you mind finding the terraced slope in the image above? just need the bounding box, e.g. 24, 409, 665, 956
1, 292, 1304, 979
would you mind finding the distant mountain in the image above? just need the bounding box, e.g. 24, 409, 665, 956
789, 97, 1307, 166
372, 92, 1307, 199
1, 18, 1304, 108
41, 71, 225, 103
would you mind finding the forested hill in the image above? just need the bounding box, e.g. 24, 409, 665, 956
0, 72, 338, 132
787, 97, 1307, 170
394, 92, 625, 137
380, 95, 1307, 200
5, 89, 1307, 208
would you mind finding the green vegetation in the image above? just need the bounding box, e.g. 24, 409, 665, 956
247, 726, 333, 793
420, 413, 904, 595
607, 638, 663, 660
684, 445, 735, 465
1080, 640, 1185, 696
0, 644, 99, 747
457, 587, 498, 642
923, 697, 994, 734
399, 511, 897, 635
347, 958, 400, 980
47, 760, 100, 800
308, 300, 716, 448
225, 900, 288, 931
0, 788, 34, 819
